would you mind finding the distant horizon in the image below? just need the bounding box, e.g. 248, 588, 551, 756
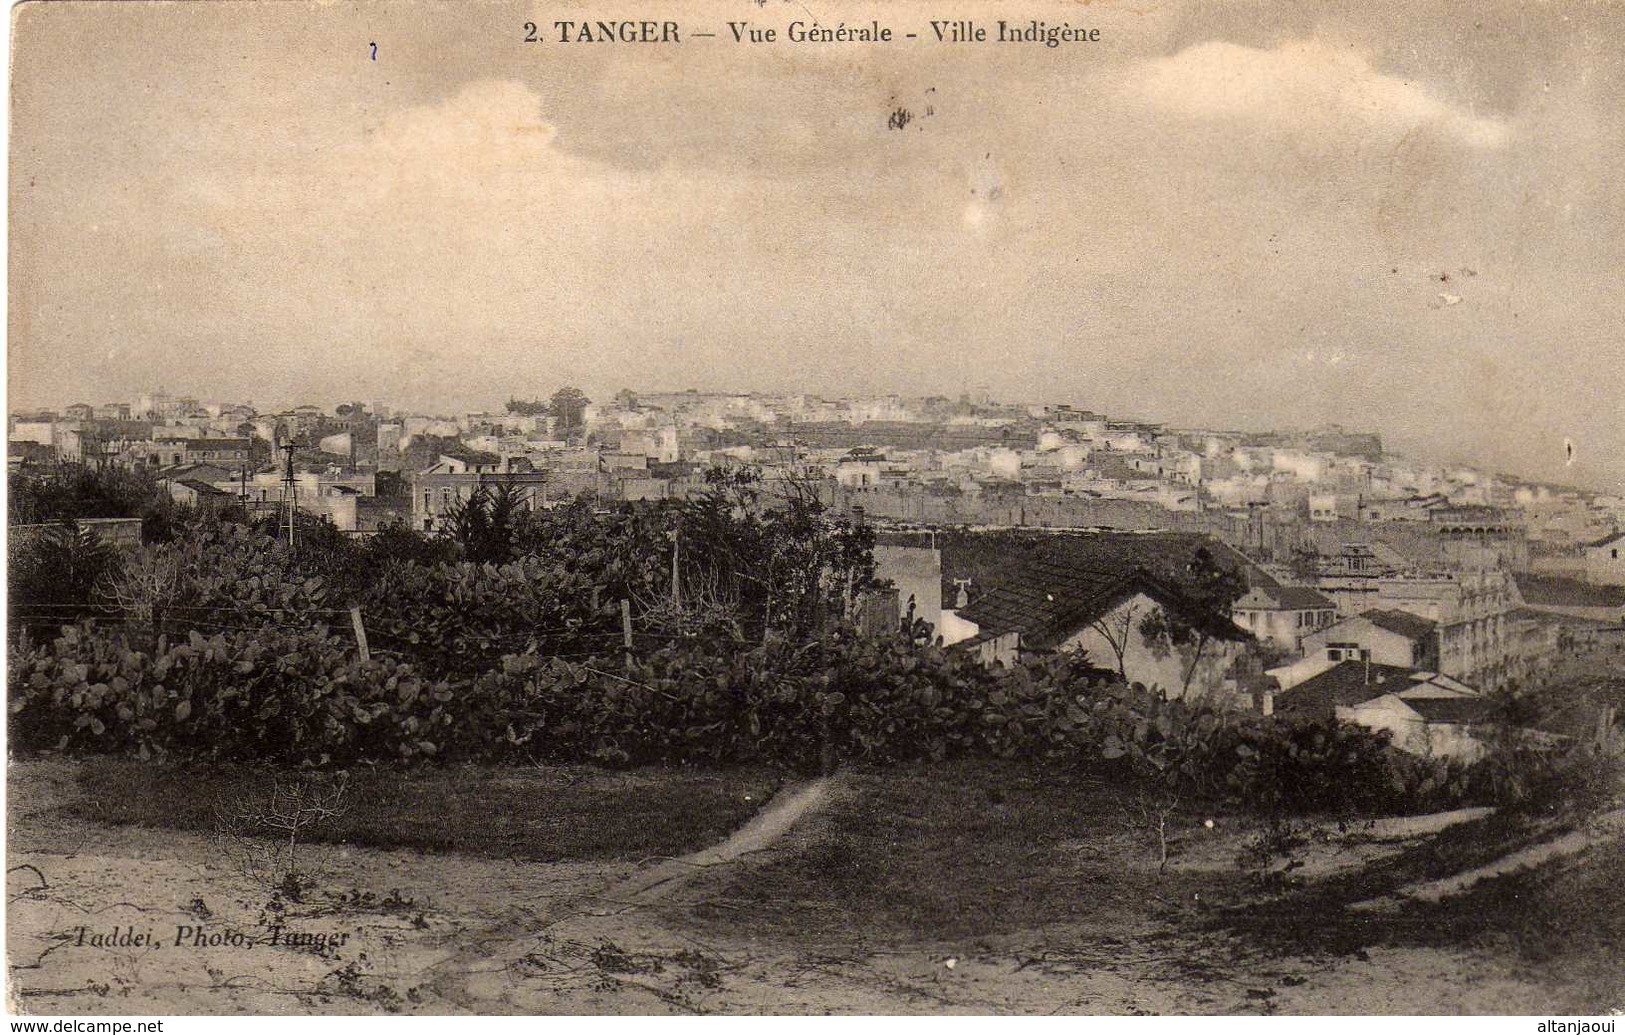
11, 1, 1623, 495
9, 379, 1611, 496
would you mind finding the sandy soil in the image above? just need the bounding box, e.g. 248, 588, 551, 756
5, 759, 1608, 1015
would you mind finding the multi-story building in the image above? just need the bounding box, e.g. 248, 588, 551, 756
1313, 569, 1517, 691
410, 451, 550, 532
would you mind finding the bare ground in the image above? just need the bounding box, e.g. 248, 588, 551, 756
7, 758, 1618, 1015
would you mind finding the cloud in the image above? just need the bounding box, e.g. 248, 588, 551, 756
1134, 39, 1510, 150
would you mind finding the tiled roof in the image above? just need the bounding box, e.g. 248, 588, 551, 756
176, 479, 231, 496
1514, 573, 1625, 608
1360, 608, 1439, 642
1274, 661, 1418, 719
1404, 697, 1497, 724
941, 529, 1270, 600
440, 449, 502, 466
1237, 584, 1336, 611
959, 559, 1247, 651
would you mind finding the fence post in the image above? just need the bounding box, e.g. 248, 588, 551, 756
349, 605, 371, 663
621, 598, 633, 670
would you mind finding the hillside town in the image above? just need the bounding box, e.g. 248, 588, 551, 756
11, 386, 1625, 765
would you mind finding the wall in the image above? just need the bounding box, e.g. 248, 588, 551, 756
9, 517, 143, 552
1586, 539, 1625, 586
1060, 592, 1246, 702
872, 544, 944, 632
1302, 618, 1428, 668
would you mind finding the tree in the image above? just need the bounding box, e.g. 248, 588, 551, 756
374, 470, 408, 500
504, 397, 549, 417
549, 386, 590, 439
1137, 548, 1247, 696
1089, 600, 1143, 680
440, 479, 533, 565
7, 461, 189, 544
9, 522, 121, 628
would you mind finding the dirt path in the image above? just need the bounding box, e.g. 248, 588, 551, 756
1355, 807, 1625, 910
593, 777, 835, 908
420, 775, 837, 1011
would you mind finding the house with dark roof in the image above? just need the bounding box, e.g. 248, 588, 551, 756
169, 478, 234, 507
1272, 661, 1421, 720
1513, 571, 1625, 624
1230, 583, 1338, 653
1274, 659, 1488, 760
1301, 608, 1441, 671
1338, 691, 1497, 762
944, 555, 1252, 702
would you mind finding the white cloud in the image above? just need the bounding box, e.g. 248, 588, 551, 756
1135, 39, 1510, 150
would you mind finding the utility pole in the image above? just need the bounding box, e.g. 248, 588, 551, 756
621, 599, 633, 670
280, 442, 297, 549
669, 527, 682, 610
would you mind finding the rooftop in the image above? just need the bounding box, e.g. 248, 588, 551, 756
1275, 661, 1420, 717
1360, 608, 1439, 642
958, 560, 1248, 651
1514, 573, 1625, 609
1402, 696, 1498, 724
1235, 584, 1337, 611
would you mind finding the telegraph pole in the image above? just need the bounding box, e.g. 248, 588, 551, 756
280, 442, 297, 549
669, 527, 682, 610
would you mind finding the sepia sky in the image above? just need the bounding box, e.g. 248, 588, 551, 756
9, 0, 1624, 490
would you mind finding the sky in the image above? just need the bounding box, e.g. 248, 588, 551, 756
9, 0, 1625, 490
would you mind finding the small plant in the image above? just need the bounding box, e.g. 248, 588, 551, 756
1117, 785, 1184, 876
1236, 815, 1312, 879
212, 773, 350, 898
590, 939, 664, 976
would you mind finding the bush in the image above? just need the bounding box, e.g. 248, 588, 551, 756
360, 557, 621, 676
10, 614, 1480, 821
93, 518, 333, 634
8, 623, 458, 765
9, 521, 122, 627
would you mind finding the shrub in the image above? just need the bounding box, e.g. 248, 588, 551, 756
10, 614, 1478, 822
9, 521, 122, 627
360, 557, 620, 676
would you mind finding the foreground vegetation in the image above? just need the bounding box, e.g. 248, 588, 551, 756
7, 462, 1615, 826
56, 756, 779, 863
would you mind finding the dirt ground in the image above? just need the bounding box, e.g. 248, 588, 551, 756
5, 758, 1616, 1015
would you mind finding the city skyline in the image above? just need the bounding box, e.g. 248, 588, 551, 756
7, 379, 1608, 496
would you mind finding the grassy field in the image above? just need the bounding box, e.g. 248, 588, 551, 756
675, 759, 1250, 943
55, 756, 784, 862
8, 754, 1619, 1013
664, 757, 1620, 1009
1384, 835, 1625, 1008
